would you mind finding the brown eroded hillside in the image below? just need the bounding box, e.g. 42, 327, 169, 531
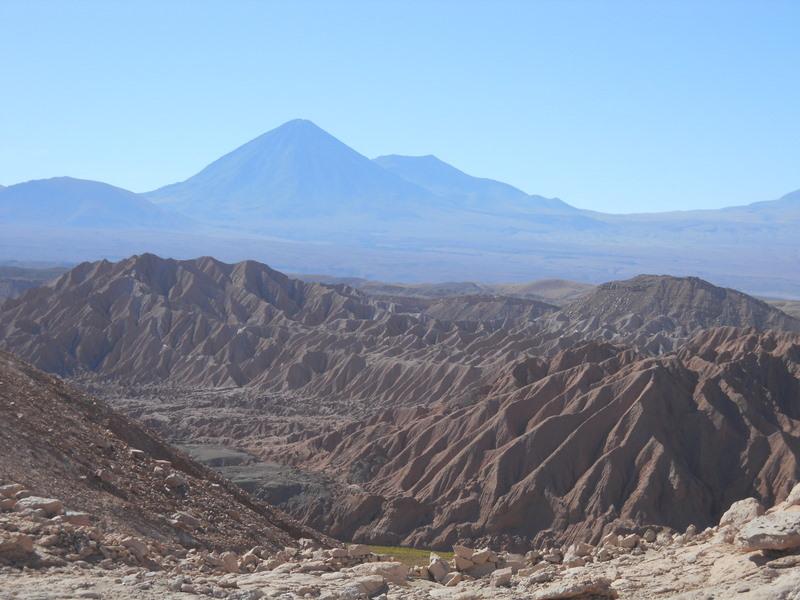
563, 274, 800, 333
2, 256, 798, 410
552, 274, 800, 353
263, 328, 800, 550
0, 254, 559, 414
0, 350, 326, 552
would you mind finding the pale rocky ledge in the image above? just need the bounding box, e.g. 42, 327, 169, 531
2, 479, 800, 599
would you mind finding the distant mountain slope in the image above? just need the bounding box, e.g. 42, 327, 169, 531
3, 119, 799, 296
419, 295, 558, 323
146, 119, 436, 220
373, 154, 573, 212
728, 188, 800, 220
491, 279, 594, 304
294, 274, 594, 305
562, 274, 800, 334
766, 298, 800, 320
0, 177, 187, 229
0, 265, 68, 299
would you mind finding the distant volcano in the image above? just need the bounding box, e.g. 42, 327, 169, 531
146, 119, 436, 220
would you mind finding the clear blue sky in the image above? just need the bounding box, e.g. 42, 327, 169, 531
1, 0, 798, 213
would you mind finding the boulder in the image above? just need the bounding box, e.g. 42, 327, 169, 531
596, 548, 612, 562
428, 555, 450, 582
240, 550, 260, 568
519, 563, 551, 577
618, 534, 639, 549
453, 554, 474, 571
543, 551, 563, 564
643, 529, 657, 543
719, 498, 765, 529
736, 512, 800, 551
171, 511, 202, 530
409, 565, 430, 580
0, 498, 16, 511
453, 544, 475, 559
785, 483, 800, 506
465, 561, 497, 578
220, 551, 239, 573
13, 496, 64, 516
348, 561, 408, 585
526, 575, 616, 599
601, 533, 619, 547
470, 547, 497, 564
525, 550, 541, 564
445, 572, 463, 586
347, 543, 371, 558
354, 575, 387, 596
490, 566, 513, 588
0, 533, 34, 558
165, 473, 187, 489
63, 511, 92, 527
0, 484, 25, 498
572, 542, 594, 557
95, 469, 114, 483
503, 552, 526, 571
121, 537, 149, 560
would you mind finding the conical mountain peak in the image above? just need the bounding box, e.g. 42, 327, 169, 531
146, 120, 432, 221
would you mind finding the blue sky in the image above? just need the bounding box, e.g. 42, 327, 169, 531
1, 0, 798, 213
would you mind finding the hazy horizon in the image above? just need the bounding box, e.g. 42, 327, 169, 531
1, 117, 797, 216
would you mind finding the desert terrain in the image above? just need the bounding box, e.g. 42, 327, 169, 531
1, 254, 800, 598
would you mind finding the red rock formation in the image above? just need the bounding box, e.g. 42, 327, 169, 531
275, 329, 800, 550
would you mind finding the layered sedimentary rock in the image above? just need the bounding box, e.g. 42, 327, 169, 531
270, 328, 800, 549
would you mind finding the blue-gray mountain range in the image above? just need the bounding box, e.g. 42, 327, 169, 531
1, 119, 798, 296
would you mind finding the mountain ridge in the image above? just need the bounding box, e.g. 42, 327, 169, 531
2, 119, 800, 296
0, 176, 188, 230
145, 119, 437, 221
373, 153, 573, 213
2, 254, 798, 393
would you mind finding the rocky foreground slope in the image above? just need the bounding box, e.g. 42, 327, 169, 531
0, 350, 324, 553
4, 442, 800, 598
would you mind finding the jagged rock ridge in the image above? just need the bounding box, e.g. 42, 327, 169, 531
270, 328, 800, 550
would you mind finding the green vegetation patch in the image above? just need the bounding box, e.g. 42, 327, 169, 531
366, 545, 453, 568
